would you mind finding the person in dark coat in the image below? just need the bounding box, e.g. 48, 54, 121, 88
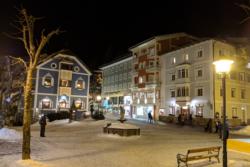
148, 111, 153, 124
39, 115, 47, 137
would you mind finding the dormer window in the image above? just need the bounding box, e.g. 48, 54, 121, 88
75, 77, 85, 89
42, 73, 54, 87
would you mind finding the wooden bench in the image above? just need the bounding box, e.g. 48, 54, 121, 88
176, 146, 221, 167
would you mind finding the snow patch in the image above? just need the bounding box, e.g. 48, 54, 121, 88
231, 126, 250, 136
0, 127, 21, 140
17, 160, 54, 167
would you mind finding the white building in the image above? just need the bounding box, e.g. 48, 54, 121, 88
160, 39, 250, 125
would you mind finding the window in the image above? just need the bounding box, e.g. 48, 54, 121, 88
74, 99, 82, 109
74, 66, 80, 72
184, 54, 189, 61
182, 87, 186, 96
42, 73, 54, 87
230, 72, 237, 80
51, 63, 57, 69
197, 50, 203, 58
59, 99, 67, 108
60, 80, 71, 87
139, 76, 143, 83
239, 72, 245, 81
231, 88, 236, 98
185, 87, 189, 96
219, 50, 224, 56
75, 79, 85, 89
196, 105, 203, 117
178, 70, 181, 78
182, 69, 185, 78
241, 89, 246, 99
197, 88, 203, 96
41, 98, 52, 109
149, 48, 155, 56
169, 106, 175, 115
247, 74, 250, 82
171, 74, 175, 81
197, 70, 203, 77
61, 63, 73, 70
232, 107, 238, 118
177, 88, 181, 97
171, 90, 175, 97
171, 57, 176, 64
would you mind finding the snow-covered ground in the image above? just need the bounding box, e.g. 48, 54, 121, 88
0, 115, 250, 167
230, 125, 250, 136
0, 127, 21, 141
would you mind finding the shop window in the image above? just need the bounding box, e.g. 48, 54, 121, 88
196, 105, 203, 117
169, 106, 175, 115
75, 99, 82, 109
41, 98, 52, 109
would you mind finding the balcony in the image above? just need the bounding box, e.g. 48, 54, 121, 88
145, 80, 160, 87
146, 64, 160, 72
175, 96, 190, 102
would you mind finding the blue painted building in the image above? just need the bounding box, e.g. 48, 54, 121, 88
32, 52, 91, 117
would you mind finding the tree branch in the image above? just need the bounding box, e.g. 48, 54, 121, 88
8, 56, 28, 70
32, 28, 62, 68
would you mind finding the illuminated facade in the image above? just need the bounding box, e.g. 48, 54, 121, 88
100, 54, 132, 116
31, 51, 91, 117
161, 39, 250, 125
129, 33, 198, 120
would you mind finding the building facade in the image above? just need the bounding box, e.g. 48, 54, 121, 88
100, 54, 132, 117
161, 39, 250, 125
129, 33, 198, 120
32, 52, 91, 118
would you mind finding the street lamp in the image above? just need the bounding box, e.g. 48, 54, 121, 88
96, 95, 102, 114
213, 59, 234, 167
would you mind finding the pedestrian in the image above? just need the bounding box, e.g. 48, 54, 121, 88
148, 111, 153, 124
214, 119, 220, 133
181, 114, 185, 126
39, 114, 47, 137
90, 104, 94, 117
189, 114, 193, 126
204, 118, 212, 133
119, 105, 125, 123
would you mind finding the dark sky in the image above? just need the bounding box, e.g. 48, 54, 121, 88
0, 0, 249, 70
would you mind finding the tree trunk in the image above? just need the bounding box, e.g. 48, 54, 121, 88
22, 68, 33, 160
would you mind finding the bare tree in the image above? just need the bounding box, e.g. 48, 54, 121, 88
7, 8, 62, 160
237, 3, 250, 23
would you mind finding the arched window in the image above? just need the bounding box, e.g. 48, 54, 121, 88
75, 77, 85, 90
42, 73, 54, 87
40, 97, 53, 109
59, 95, 68, 108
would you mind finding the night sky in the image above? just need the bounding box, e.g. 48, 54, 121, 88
0, 0, 249, 70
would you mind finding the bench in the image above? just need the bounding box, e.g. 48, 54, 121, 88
176, 146, 221, 167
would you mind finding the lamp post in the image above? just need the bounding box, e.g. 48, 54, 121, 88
96, 95, 102, 115
213, 59, 234, 167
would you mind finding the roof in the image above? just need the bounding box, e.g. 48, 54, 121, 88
129, 32, 198, 50
99, 52, 132, 69
37, 49, 92, 75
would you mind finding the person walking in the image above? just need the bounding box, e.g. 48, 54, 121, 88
148, 111, 153, 124
39, 114, 47, 137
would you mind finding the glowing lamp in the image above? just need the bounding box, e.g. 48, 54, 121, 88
96, 95, 102, 102
213, 60, 234, 73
